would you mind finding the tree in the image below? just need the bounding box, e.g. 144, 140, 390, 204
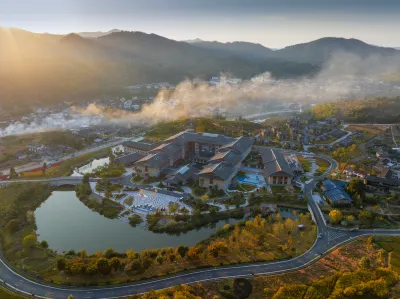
104, 190, 112, 200
40, 240, 49, 248
346, 215, 355, 225
96, 258, 111, 275
360, 257, 371, 269
210, 207, 217, 216
67, 295, 74, 299
110, 257, 121, 271
177, 245, 189, 258
207, 241, 228, 258
359, 210, 374, 225
86, 264, 98, 275
42, 162, 47, 175
187, 246, 201, 260
70, 262, 85, 274
9, 166, 18, 179
156, 256, 164, 264
79, 250, 87, 260
57, 259, 66, 270
125, 259, 141, 274
5, 219, 20, 232
328, 210, 343, 224
23, 234, 37, 249
104, 248, 116, 259
126, 249, 136, 261
168, 253, 176, 262
83, 173, 90, 184
168, 202, 179, 214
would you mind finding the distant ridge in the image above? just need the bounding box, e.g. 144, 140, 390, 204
77, 29, 121, 38
190, 37, 399, 63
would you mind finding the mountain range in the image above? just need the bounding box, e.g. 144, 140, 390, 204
1, 27, 398, 108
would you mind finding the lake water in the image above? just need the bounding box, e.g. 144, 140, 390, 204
70, 157, 110, 176
35, 191, 242, 253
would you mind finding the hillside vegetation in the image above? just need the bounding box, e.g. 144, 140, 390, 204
311, 97, 400, 123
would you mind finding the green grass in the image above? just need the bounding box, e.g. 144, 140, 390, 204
390, 251, 400, 273
298, 157, 312, 172
124, 196, 134, 206
271, 186, 289, 194
0, 287, 25, 299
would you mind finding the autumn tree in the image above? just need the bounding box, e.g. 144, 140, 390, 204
23, 234, 37, 249
346, 215, 355, 225
110, 257, 121, 271
96, 258, 111, 275
86, 264, 98, 275
329, 210, 343, 224
177, 245, 189, 258
207, 241, 229, 258
187, 246, 202, 260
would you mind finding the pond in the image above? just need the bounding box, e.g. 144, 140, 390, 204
70, 157, 110, 176
35, 191, 243, 253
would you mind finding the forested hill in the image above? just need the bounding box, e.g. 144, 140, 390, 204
0, 28, 315, 108
190, 37, 399, 64
311, 97, 400, 123
1, 27, 399, 109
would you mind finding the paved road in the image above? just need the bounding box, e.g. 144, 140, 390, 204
0, 152, 399, 298
0, 138, 128, 176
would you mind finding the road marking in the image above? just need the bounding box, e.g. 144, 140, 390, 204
328, 230, 349, 242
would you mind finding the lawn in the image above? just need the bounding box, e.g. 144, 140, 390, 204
271, 186, 289, 194
124, 196, 134, 206
314, 157, 331, 176
390, 251, 400, 273
347, 125, 382, 136
297, 156, 312, 172
0, 288, 25, 299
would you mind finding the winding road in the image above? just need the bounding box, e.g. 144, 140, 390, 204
0, 151, 399, 298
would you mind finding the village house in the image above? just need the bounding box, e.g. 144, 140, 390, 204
261, 149, 293, 186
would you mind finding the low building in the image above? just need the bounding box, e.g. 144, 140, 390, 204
199, 161, 237, 190
261, 149, 293, 186
364, 175, 399, 193
115, 152, 144, 167
165, 164, 199, 188
124, 141, 158, 155
322, 180, 352, 206
28, 143, 46, 153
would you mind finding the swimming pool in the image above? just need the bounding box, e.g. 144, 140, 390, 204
237, 173, 266, 186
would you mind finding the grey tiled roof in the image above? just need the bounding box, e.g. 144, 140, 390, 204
219, 136, 253, 154
261, 149, 293, 177
115, 152, 144, 165
124, 141, 157, 151
152, 142, 182, 156
199, 161, 235, 181
166, 131, 234, 145
209, 149, 243, 166
135, 152, 169, 168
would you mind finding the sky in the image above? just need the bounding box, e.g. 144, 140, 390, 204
1, 0, 400, 48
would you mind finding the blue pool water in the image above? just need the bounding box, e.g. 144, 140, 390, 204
237, 174, 265, 186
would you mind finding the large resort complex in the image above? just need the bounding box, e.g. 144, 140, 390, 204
119, 131, 300, 192
123, 131, 253, 190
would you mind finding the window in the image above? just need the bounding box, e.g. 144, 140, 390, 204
210, 178, 214, 184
